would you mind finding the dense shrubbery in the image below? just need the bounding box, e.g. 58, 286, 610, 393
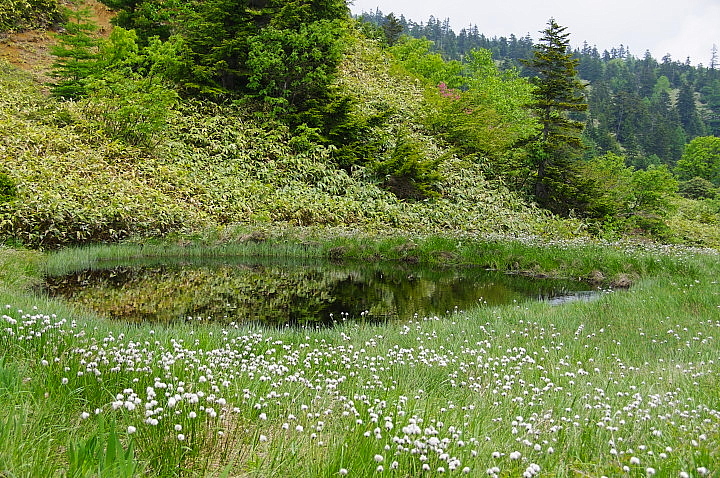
0, 56, 560, 248
0, 0, 63, 32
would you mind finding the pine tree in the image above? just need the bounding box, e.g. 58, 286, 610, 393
524, 19, 589, 215
677, 81, 706, 139
50, 8, 100, 99
382, 13, 403, 46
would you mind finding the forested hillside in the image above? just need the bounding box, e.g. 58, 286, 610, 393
358, 10, 720, 167
1, 0, 719, 249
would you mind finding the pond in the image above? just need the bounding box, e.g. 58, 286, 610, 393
41, 256, 598, 326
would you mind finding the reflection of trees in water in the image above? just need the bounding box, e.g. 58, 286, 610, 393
42, 261, 590, 325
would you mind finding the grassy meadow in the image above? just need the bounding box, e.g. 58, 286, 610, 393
0, 235, 718, 477
1, 10, 719, 476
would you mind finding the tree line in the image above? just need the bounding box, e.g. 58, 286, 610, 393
359, 9, 720, 168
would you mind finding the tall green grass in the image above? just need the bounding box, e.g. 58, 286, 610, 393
44, 229, 717, 286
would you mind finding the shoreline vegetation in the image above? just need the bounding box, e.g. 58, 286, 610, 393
1, 232, 719, 476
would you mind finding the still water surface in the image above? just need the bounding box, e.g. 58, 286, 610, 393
42, 256, 596, 326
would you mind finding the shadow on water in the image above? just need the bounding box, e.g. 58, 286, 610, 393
40, 256, 600, 327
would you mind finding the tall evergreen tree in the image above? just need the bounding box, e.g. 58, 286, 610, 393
677, 81, 706, 139
524, 19, 589, 215
382, 13, 403, 46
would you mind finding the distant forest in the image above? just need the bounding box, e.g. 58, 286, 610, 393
357, 9, 720, 169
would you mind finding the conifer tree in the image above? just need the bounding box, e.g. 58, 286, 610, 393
524, 18, 589, 215
382, 13, 403, 46
677, 82, 706, 139
50, 8, 100, 99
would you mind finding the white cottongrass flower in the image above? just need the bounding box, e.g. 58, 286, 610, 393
177, 434, 185, 441
374, 454, 384, 462
80, 412, 90, 420
127, 426, 136, 434
630, 457, 641, 465
339, 469, 348, 476
509, 451, 522, 460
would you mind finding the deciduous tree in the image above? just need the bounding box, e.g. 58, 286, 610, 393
675, 136, 720, 186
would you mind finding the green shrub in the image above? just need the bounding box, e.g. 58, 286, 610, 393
374, 132, 442, 200
679, 177, 717, 200
0, 172, 16, 203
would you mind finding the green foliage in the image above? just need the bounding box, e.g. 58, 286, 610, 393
102, 0, 183, 45
67, 421, 140, 478
50, 23, 180, 146
83, 73, 178, 146
105, 0, 350, 108
420, 49, 536, 177
581, 153, 679, 236
580, 153, 634, 219
389, 37, 463, 88
679, 177, 717, 200
50, 8, 101, 99
0, 0, 63, 32
245, 20, 346, 113
361, 8, 720, 164
524, 19, 589, 215
0, 172, 17, 203
674, 136, 720, 186
382, 13, 403, 46
373, 132, 442, 200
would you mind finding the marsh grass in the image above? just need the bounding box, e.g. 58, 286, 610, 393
43, 228, 714, 286
1, 237, 718, 476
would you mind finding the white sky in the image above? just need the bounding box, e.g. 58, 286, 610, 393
348, 0, 720, 66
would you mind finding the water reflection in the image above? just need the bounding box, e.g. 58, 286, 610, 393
41, 257, 596, 326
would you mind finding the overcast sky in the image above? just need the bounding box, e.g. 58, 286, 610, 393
348, 0, 719, 66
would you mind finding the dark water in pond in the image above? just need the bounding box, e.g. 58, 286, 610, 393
41, 256, 597, 326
